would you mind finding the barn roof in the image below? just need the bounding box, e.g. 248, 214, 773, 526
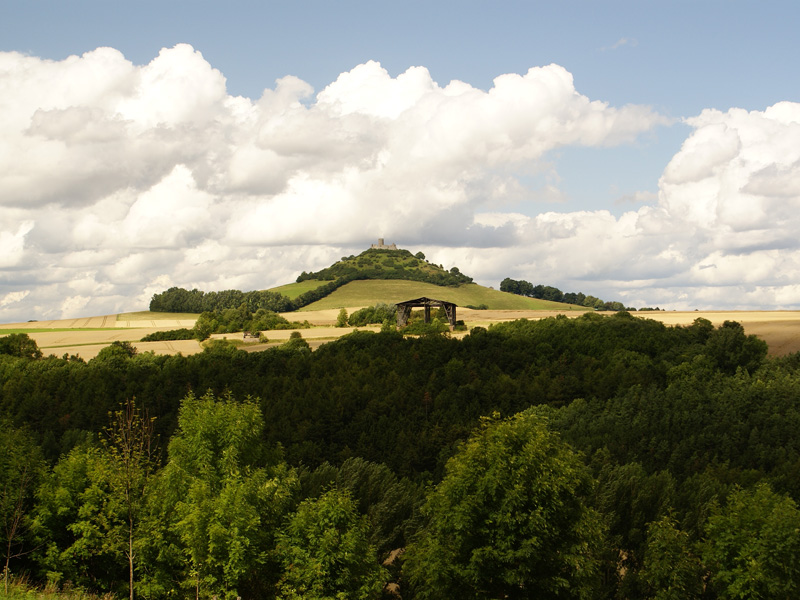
395, 297, 456, 308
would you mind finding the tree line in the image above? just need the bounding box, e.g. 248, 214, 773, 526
499, 277, 661, 311
4, 314, 800, 598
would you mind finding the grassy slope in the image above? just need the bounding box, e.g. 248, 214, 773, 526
298, 280, 582, 311
269, 280, 327, 300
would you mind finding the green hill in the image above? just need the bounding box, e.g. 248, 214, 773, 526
295, 280, 584, 311
269, 247, 586, 311
151, 246, 587, 314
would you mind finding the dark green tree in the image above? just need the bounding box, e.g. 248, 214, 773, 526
639, 516, 703, 600
0, 333, 43, 359
405, 410, 604, 599
1, 423, 46, 593
702, 483, 800, 599
159, 391, 298, 600
33, 444, 127, 593
704, 320, 767, 374
275, 489, 387, 599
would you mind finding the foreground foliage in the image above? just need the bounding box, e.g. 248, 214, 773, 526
275, 489, 387, 600
3, 313, 800, 599
405, 410, 603, 599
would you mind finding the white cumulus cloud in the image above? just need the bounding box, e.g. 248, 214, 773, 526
439, 102, 800, 310
0, 44, 797, 322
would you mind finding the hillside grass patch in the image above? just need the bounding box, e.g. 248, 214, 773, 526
268, 280, 328, 299
299, 280, 586, 311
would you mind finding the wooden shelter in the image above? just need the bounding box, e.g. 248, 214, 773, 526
396, 297, 457, 328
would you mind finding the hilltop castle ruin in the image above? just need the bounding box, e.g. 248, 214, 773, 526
371, 238, 397, 250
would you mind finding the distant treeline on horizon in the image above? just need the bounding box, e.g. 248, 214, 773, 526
500, 277, 662, 312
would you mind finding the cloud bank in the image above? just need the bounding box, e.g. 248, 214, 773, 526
0, 44, 797, 321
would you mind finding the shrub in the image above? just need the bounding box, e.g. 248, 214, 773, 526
140, 328, 196, 342
348, 303, 397, 327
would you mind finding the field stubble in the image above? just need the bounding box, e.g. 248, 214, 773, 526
2, 310, 800, 359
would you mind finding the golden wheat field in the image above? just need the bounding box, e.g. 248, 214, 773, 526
2, 309, 800, 359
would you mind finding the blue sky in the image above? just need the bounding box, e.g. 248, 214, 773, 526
5, 1, 793, 213
1, 1, 800, 319
6, 1, 795, 109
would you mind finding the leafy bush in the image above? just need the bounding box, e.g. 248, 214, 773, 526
193, 306, 311, 340
140, 328, 196, 342
0, 333, 42, 359
348, 303, 397, 327
401, 317, 450, 335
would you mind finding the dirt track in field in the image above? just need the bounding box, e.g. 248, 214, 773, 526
3, 310, 800, 359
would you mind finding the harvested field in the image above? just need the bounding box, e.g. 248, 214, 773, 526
209, 325, 381, 345
116, 311, 198, 328
0, 313, 201, 359
3, 309, 800, 358
458, 309, 800, 357
638, 310, 800, 356
0, 314, 119, 329
280, 308, 377, 326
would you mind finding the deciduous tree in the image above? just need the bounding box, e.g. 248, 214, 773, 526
405, 409, 604, 599
639, 515, 703, 600
1, 423, 45, 593
702, 483, 800, 599
275, 489, 387, 600
33, 445, 126, 593
160, 391, 297, 600
101, 399, 156, 600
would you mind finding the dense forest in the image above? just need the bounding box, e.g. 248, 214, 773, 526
3, 313, 800, 599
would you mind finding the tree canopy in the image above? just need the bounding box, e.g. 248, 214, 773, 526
405, 410, 603, 599
1, 312, 799, 599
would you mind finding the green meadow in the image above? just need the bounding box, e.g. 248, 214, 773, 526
297, 280, 587, 311
268, 279, 327, 300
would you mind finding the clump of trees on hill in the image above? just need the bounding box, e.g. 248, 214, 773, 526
141, 307, 310, 342
192, 307, 310, 339
500, 276, 655, 311
6, 314, 800, 599
347, 302, 397, 327
296, 248, 473, 287
149, 287, 294, 314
